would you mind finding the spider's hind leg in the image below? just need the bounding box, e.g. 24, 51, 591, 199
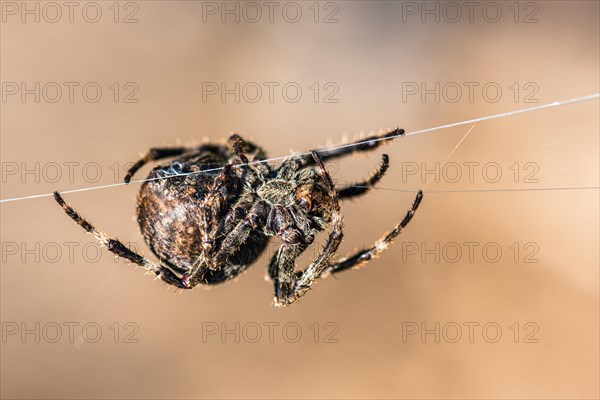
125, 143, 240, 183
323, 190, 423, 275
53, 192, 190, 289
124, 147, 191, 183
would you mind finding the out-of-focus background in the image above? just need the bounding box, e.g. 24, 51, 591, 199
1, 1, 598, 399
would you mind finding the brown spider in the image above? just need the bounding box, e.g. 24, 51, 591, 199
54, 131, 422, 306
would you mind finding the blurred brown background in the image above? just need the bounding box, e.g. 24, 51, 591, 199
1, 1, 598, 399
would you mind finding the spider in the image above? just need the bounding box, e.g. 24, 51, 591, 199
54, 130, 423, 306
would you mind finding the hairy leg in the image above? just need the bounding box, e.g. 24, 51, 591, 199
337, 154, 389, 200
209, 201, 269, 269
323, 190, 423, 275
276, 128, 404, 179
53, 192, 190, 288
271, 150, 344, 306
227, 133, 270, 178
124, 143, 233, 183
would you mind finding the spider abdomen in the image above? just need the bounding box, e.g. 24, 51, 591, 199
136, 157, 269, 284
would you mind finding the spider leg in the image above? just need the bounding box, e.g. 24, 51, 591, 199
124, 143, 232, 183
271, 150, 344, 306
227, 133, 251, 164
323, 190, 423, 275
276, 128, 404, 178
227, 134, 270, 178
181, 192, 263, 287
123, 144, 234, 183
316, 128, 404, 162
187, 165, 253, 279
194, 164, 233, 268
337, 154, 389, 200
268, 243, 308, 303
124, 147, 191, 183
53, 192, 190, 289
226, 133, 267, 159
209, 200, 269, 269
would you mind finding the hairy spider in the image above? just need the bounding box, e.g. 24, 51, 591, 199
54, 130, 423, 306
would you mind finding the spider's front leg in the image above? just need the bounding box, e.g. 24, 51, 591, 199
323, 190, 423, 275
275, 128, 404, 177
270, 150, 344, 306
53, 192, 190, 289
337, 154, 389, 200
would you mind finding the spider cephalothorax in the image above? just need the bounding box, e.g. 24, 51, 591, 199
54, 131, 422, 306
